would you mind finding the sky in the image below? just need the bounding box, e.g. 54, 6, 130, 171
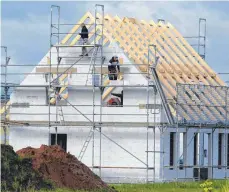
1, 1, 229, 86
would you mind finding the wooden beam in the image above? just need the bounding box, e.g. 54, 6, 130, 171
102, 75, 123, 100
164, 26, 214, 85
0, 101, 10, 114
162, 24, 226, 117
36, 67, 77, 73
50, 74, 68, 104
139, 21, 190, 82
141, 21, 197, 83
139, 21, 224, 121
61, 12, 91, 45
163, 27, 224, 119
70, 13, 113, 46
70, 20, 94, 46
112, 19, 177, 97
168, 23, 225, 86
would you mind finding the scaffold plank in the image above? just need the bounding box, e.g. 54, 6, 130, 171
3, 120, 165, 127
2, 120, 228, 128
36, 67, 77, 73
53, 44, 101, 48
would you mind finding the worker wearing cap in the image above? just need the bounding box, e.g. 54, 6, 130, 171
108, 56, 120, 80
79, 23, 89, 56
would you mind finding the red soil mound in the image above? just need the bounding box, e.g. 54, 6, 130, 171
17, 145, 113, 191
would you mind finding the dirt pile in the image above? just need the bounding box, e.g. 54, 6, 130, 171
17, 145, 114, 191
1, 144, 52, 192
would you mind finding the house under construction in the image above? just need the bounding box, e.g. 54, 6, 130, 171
1, 5, 229, 183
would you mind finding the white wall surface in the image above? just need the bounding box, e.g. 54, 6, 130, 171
9, 126, 161, 183
8, 42, 229, 182
161, 128, 229, 181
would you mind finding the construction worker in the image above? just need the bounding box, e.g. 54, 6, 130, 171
79, 23, 89, 56
108, 56, 120, 80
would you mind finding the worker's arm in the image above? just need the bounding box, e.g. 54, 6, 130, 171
109, 58, 113, 64
108, 65, 111, 73
111, 92, 122, 98
108, 59, 113, 74
115, 61, 120, 73
117, 64, 120, 73
79, 29, 83, 35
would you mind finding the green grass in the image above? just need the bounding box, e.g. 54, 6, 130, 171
111, 180, 229, 192
29, 180, 229, 192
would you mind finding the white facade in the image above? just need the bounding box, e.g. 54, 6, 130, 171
8, 45, 229, 182
162, 128, 229, 181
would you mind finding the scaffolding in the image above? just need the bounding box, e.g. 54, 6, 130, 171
1, 46, 11, 144
183, 18, 206, 60
175, 84, 229, 180
1, 4, 229, 183
47, 5, 159, 182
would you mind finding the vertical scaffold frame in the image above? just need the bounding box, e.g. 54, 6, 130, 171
92, 4, 105, 177
1, 46, 10, 145
50, 5, 61, 145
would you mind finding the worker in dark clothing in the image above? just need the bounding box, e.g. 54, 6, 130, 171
108, 56, 120, 80
79, 23, 89, 56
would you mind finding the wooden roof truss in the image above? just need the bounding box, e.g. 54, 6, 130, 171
60, 11, 227, 125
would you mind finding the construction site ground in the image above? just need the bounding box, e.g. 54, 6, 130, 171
2, 143, 228, 192
1, 144, 115, 192
25, 180, 229, 192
